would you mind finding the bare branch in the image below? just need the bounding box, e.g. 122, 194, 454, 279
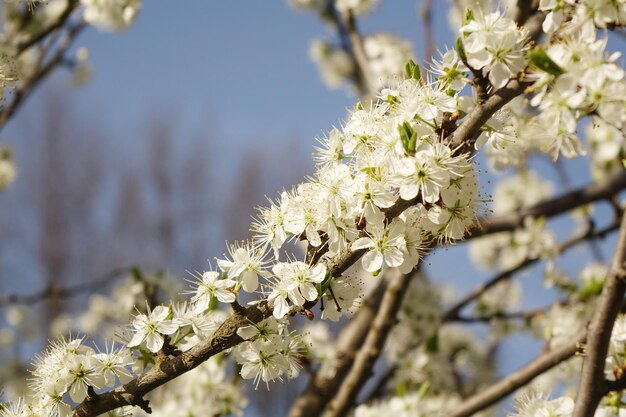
444, 219, 621, 321
449, 78, 531, 153
453, 308, 546, 323
0, 23, 86, 131
447, 332, 586, 417
420, 0, 434, 62
0, 267, 129, 306
287, 281, 388, 417
14, 0, 80, 54
332, 7, 376, 98
469, 169, 626, 237
513, 0, 539, 27
572, 213, 626, 417
323, 268, 416, 417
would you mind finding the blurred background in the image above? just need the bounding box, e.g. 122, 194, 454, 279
0, 1, 624, 415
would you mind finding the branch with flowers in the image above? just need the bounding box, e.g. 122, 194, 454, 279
1, 1, 626, 417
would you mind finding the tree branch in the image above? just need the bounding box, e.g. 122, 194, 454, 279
444, 219, 621, 321
572, 213, 626, 417
449, 78, 531, 153
14, 0, 80, 54
66, 58, 626, 414
447, 332, 586, 417
469, 169, 626, 237
286, 280, 388, 417
323, 268, 416, 417
0, 22, 86, 132
332, 7, 375, 98
0, 267, 129, 306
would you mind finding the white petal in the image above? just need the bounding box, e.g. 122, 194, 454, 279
216, 289, 236, 304
127, 331, 146, 348
69, 381, 88, 403
146, 333, 164, 353
300, 282, 319, 302
352, 237, 374, 250
241, 270, 259, 292
361, 250, 383, 272
273, 297, 290, 319
384, 248, 405, 267
151, 306, 169, 322
157, 320, 179, 335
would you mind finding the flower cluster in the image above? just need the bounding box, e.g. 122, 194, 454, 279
528, 33, 625, 160
233, 317, 304, 388
460, 10, 529, 88
509, 390, 626, 417
469, 216, 556, 271
25, 338, 134, 416
354, 392, 462, 417
606, 314, 626, 381
80, 0, 141, 32
363, 33, 415, 90
142, 357, 247, 417
309, 33, 415, 92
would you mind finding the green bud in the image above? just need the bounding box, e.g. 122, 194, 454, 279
455, 37, 467, 62
405, 59, 422, 82
398, 121, 417, 154
578, 278, 605, 301
463, 8, 474, 25
528, 46, 565, 76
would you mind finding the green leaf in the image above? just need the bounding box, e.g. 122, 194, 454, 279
528, 46, 565, 76
405, 59, 422, 82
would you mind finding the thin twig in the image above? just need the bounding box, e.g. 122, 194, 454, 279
444, 219, 621, 321
0, 267, 130, 306
333, 8, 375, 98
0, 22, 86, 132
453, 308, 546, 323
447, 331, 586, 417
421, 0, 434, 62
470, 169, 626, 237
15, 0, 79, 54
